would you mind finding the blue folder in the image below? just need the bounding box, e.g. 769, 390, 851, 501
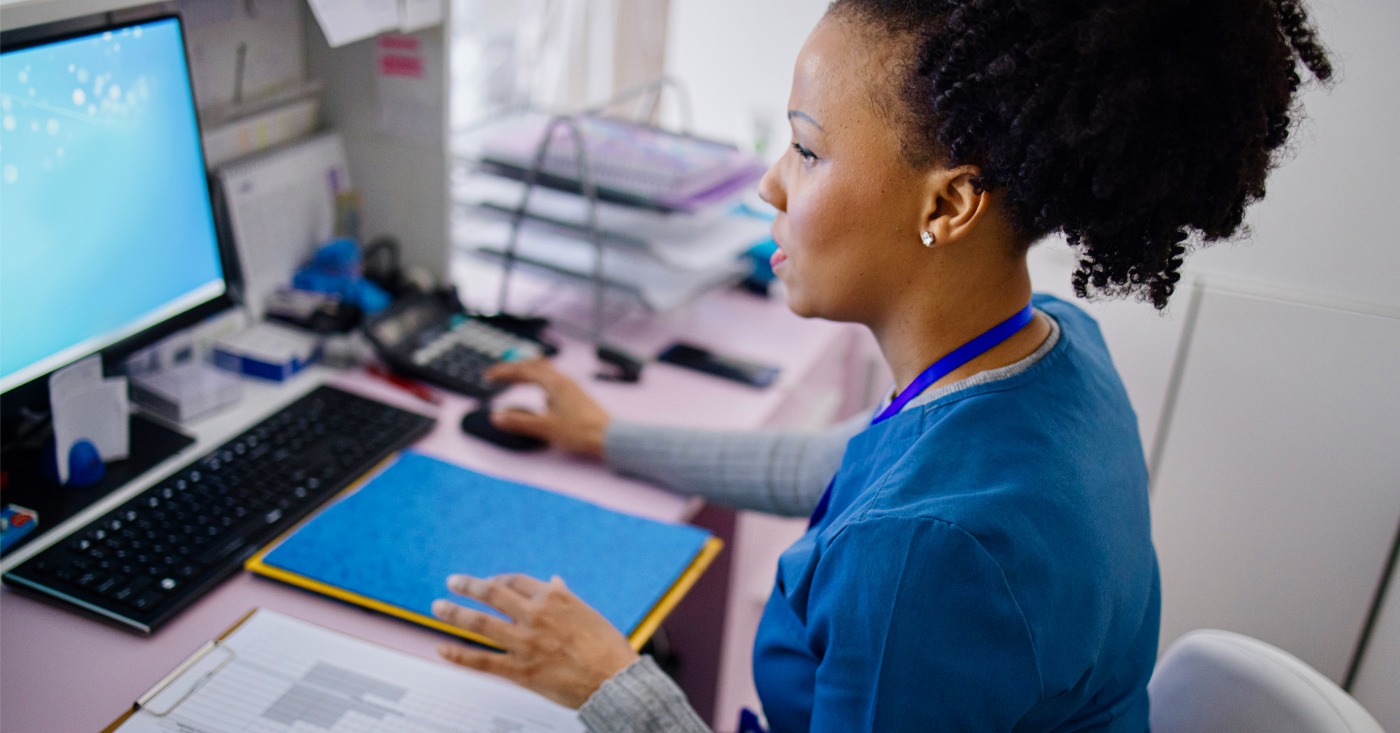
247, 451, 721, 649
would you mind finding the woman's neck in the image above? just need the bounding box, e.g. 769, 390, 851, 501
871, 259, 1050, 394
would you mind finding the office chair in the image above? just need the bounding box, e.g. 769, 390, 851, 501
1148, 629, 1384, 733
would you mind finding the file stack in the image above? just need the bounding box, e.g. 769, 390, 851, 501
454, 114, 772, 312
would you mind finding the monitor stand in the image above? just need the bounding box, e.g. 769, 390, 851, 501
0, 412, 194, 558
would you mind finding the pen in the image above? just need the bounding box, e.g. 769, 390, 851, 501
365, 363, 441, 405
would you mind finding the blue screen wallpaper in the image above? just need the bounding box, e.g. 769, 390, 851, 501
0, 18, 225, 387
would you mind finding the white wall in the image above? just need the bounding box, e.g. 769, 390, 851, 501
666, 0, 827, 157
668, 0, 1400, 728
1182, 0, 1400, 312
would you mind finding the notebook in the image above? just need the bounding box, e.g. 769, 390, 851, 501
246, 452, 721, 650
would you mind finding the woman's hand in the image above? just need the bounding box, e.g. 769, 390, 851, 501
433, 574, 640, 709
483, 359, 611, 459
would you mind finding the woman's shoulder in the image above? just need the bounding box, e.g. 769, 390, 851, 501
903, 292, 1122, 419
853, 292, 1150, 535
1030, 292, 1115, 364
911, 304, 1139, 455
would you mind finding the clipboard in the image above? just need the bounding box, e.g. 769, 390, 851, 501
100, 607, 591, 732
102, 608, 257, 732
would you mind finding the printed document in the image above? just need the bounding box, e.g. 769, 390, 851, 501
111, 608, 583, 733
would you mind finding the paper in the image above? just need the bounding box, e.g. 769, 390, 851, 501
376, 34, 442, 142
306, 0, 400, 47
461, 221, 749, 311
468, 203, 770, 273
217, 133, 349, 319
479, 114, 767, 209
399, 0, 444, 32
47, 353, 102, 397
458, 173, 770, 271
48, 356, 129, 484
111, 609, 584, 732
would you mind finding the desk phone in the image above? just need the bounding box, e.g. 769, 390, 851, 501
365, 292, 554, 399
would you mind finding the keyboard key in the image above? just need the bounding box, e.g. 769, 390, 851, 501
195, 536, 247, 567
132, 590, 166, 611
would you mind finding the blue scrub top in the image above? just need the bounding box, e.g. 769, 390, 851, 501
752, 295, 1160, 731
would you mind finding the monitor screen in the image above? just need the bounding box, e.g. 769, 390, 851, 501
0, 16, 227, 394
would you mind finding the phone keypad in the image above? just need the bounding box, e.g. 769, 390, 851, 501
411, 317, 543, 389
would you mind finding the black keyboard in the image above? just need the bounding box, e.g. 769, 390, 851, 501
2, 385, 434, 634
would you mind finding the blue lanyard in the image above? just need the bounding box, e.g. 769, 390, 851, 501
869, 303, 1035, 426
808, 302, 1035, 528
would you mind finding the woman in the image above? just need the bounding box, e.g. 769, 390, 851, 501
430, 0, 1332, 729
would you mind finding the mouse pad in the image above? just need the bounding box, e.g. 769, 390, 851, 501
461, 408, 546, 451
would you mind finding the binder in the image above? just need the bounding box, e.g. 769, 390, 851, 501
246, 452, 721, 650
103, 608, 585, 732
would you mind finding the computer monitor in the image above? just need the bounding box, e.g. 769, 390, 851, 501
0, 14, 237, 544
1, 14, 234, 398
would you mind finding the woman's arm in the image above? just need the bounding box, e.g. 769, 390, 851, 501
605, 415, 864, 517
578, 656, 714, 733
798, 517, 1042, 730
483, 358, 865, 517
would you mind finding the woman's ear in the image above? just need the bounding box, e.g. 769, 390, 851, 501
921, 165, 990, 247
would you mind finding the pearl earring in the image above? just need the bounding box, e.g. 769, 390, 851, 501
920, 231, 934, 247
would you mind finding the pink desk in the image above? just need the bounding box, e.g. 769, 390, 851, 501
0, 286, 874, 732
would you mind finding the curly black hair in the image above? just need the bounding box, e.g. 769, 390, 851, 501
829, 0, 1333, 309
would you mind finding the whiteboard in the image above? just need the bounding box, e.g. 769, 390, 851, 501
1151, 281, 1400, 683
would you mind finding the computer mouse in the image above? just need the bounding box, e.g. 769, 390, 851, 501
460, 407, 547, 452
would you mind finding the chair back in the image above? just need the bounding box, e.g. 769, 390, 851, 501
1149, 629, 1384, 733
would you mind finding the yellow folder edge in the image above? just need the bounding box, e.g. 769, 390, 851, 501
243, 458, 724, 652
623, 535, 723, 651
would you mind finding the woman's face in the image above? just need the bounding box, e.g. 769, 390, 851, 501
758, 16, 934, 324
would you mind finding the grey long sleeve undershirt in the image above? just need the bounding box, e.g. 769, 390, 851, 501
602, 412, 867, 518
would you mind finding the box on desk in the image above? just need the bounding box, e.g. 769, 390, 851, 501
212, 322, 321, 381
130, 362, 244, 423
